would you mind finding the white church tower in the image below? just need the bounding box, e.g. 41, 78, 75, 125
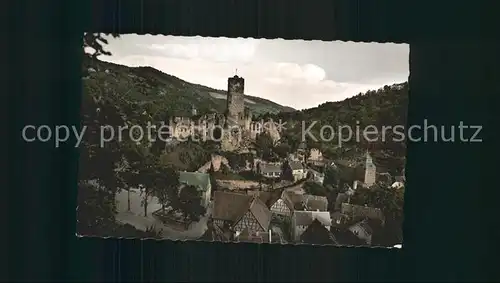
364, 151, 376, 187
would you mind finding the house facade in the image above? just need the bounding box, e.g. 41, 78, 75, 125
179, 171, 212, 207
212, 191, 272, 237
269, 192, 295, 221
259, 162, 282, 179
289, 161, 307, 182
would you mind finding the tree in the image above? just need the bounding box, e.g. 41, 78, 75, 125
220, 163, 230, 175
122, 144, 180, 217
279, 132, 300, 153
274, 143, 291, 159
280, 160, 294, 182
76, 182, 117, 236
83, 33, 120, 58
323, 166, 338, 188
350, 183, 405, 245
178, 185, 207, 222
154, 169, 180, 213
303, 181, 328, 197
255, 132, 275, 161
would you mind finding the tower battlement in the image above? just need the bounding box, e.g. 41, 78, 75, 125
228, 75, 245, 93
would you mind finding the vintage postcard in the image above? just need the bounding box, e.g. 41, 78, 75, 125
77, 34, 408, 247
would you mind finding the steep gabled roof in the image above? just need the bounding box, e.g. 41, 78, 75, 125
247, 197, 272, 231
212, 191, 253, 222
341, 203, 386, 225
260, 164, 282, 174
294, 211, 332, 227
255, 190, 283, 208
335, 193, 349, 211
213, 191, 272, 231
300, 219, 338, 245
330, 227, 366, 246
282, 191, 305, 210
303, 194, 328, 211
289, 161, 304, 170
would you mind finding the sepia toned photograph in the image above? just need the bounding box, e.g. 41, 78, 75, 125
77, 34, 408, 247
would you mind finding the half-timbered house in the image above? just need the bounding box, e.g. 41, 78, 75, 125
212, 191, 272, 237
268, 190, 304, 221
235, 227, 285, 244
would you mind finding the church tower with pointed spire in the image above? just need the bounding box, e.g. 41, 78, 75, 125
364, 151, 376, 187
191, 104, 197, 116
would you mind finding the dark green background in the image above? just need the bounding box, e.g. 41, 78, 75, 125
8, 0, 495, 281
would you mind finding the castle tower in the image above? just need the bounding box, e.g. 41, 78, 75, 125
364, 151, 376, 186
226, 75, 245, 127
191, 105, 197, 116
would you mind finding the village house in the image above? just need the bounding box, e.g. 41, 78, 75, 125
235, 227, 285, 244
211, 191, 272, 238
258, 162, 282, 179
199, 221, 232, 242
291, 210, 332, 241
299, 219, 338, 245
179, 171, 212, 207
334, 193, 350, 211
256, 190, 329, 223
287, 153, 301, 162
296, 142, 307, 161
302, 194, 329, 211
254, 190, 300, 222
329, 227, 366, 246
391, 175, 405, 189
332, 203, 386, 227
289, 160, 307, 182
307, 168, 325, 185
307, 148, 324, 166
347, 219, 377, 245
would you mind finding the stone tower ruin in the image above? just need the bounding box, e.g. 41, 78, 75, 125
226, 75, 245, 127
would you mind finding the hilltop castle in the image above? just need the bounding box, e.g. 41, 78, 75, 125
167, 75, 280, 151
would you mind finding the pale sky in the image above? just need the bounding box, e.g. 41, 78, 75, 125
93, 34, 408, 110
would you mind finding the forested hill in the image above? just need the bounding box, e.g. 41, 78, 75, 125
273, 82, 409, 175
82, 57, 295, 119
303, 82, 408, 129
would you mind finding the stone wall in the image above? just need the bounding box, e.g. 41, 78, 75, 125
216, 179, 267, 190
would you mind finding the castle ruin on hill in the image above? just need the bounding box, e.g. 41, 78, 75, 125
168, 75, 281, 152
